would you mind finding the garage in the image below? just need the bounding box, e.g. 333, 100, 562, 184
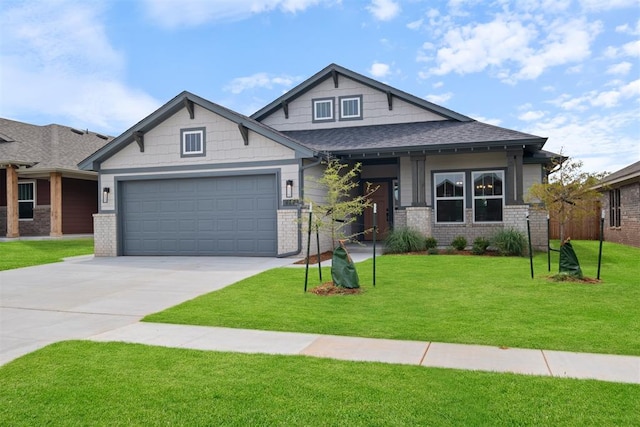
120, 174, 277, 256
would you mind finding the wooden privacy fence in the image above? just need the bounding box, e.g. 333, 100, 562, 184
548, 202, 602, 240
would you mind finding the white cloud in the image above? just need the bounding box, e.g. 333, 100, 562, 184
425, 92, 453, 104
470, 115, 502, 126
366, 0, 400, 21
578, 0, 639, 12
512, 19, 601, 81
518, 110, 546, 121
0, 0, 159, 133
427, 16, 536, 77
622, 40, 640, 57
223, 73, 301, 94
606, 61, 632, 75
549, 78, 640, 111
432, 81, 444, 89
142, 0, 334, 28
603, 39, 640, 59
407, 18, 423, 30
421, 11, 601, 83
524, 110, 640, 173
369, 62, 391, 78
615, 19, 640, 35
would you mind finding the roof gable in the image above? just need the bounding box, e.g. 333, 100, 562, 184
79, 91, 318, 171
251, 63, 472, 123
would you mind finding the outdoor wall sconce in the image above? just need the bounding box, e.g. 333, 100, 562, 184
286, 180, 293, 198
102, 187, 110, 203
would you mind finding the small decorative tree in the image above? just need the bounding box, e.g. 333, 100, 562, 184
307, 158, 379, 247
527, 154, 607, 242
305, 158, 379, 289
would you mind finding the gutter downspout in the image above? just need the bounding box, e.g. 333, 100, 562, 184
276, 155, 323, 258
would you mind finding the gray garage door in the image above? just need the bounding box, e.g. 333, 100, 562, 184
120, 175, 277, 256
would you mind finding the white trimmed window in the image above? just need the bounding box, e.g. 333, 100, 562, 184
339, 95, 362, 120
18, 181, 35, 220
434, 172, 465, 223
181, 128, 205, 157
312, 98, 334, 122
472, 170, 504, 222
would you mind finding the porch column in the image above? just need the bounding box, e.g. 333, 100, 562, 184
6, 165, 19, 238
411, 156, 426, 206
506, 148, 524, 204
50, 172, 63, 237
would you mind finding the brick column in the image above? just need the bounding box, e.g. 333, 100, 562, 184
6, 165, 19, 238
93, 213, 117, 256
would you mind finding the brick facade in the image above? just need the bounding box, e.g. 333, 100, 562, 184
406, 207, 431, 237
93, 213, 117, 256
398, 204, 547, 251
602, 182, 640, 247
277, 209, 299, 254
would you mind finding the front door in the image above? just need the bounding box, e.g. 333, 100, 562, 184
364, 181, 390, 240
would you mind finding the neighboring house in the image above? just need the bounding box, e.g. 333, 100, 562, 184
596, 160, 640, 247
79, 64, 557, 257
0, 118, 112, 238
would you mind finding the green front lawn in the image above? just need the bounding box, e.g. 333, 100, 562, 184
0, 238, 94, 271
145, 241, 640, 356
1, 341, 638, 426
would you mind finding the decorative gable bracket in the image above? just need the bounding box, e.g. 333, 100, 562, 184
238, 123, 249, 146
332, 70, 339, 88
282, 101, 289, 119
134, 131, 144, 152
183, 98, 195, 119
386, 91, 393, 111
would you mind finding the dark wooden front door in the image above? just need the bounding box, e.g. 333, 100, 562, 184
363, 181, 390, 240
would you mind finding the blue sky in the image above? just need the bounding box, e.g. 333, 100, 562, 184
1, 0, 638, 174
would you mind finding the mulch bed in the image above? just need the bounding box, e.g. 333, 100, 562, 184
309, 282, 363, 296
549, 274, 602, 284
294, 251, 334, 265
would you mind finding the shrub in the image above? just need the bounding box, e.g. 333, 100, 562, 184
427, 247, 439, 255
492, 229, 527, 256
471, 237, 491, 255
383, 227, 426, 254
424, 236, 438, 250
451, 235, 467, 251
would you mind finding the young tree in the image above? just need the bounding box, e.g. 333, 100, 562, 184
527, 155, 607, 242
307, 158, 379, 248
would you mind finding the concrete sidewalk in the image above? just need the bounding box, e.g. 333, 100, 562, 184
89, 322, 640, 385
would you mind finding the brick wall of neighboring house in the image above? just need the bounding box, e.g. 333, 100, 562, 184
602, 182, 640, 248
19, 205, 51, 236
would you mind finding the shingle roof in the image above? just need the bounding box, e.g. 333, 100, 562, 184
282, 120, 547, 155
0, 118, 112, 172
599, 160, 640, 186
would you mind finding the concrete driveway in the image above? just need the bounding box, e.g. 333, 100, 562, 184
0, 255, 294, 365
